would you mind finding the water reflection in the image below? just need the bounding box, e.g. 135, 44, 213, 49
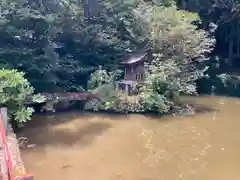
19, 96, 240, 180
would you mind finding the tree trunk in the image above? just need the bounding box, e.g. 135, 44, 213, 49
84, 0, 100, 19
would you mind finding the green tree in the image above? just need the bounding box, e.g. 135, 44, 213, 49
0, 69, 44, 124
0, 0, 147, 93
139, 5, 215, 112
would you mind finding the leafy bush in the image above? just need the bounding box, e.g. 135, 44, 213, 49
86, 5, 215, 115
138, 7, 201, 113
85, 68, 143, 113
85, 91, 144, 113
196, 56, 240, 96
139, 91, 172, 113
0, 69, 44, 124
87, 67, 122, 91
134, 5, 215, 113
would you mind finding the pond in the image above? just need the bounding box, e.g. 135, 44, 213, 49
18, 96, 240, 180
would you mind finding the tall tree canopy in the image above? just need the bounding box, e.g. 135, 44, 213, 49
0, 0, 149, 92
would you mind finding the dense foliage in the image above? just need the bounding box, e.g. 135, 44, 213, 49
141, 5, 215, 94
0, 69, 44, 123
84, 67, 144, 113
179, 0, 240, 96
0, 0, 146, 92
1, 0, 240, 120
85, 5, 215, 113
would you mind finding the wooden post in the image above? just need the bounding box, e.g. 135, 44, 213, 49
115, 82, 119, 91
0, 109, 12, 180
125, 84, 129, 95
0, 108, 8, 134
237, 20, 240, 56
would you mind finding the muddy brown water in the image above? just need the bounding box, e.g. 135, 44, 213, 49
18, 96, 240, 180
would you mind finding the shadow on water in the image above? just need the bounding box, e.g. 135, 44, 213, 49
143, 103, 218, 120
19, 97, 220, 151
18, 113, 113, 150
21, 111, 127, 129
189, 103, 218, 114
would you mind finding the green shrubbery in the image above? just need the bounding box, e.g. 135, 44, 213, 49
85, 5, 215, 114
0, 1, 217, 118
136, 5, 214, 113
0, 69, 44, 124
